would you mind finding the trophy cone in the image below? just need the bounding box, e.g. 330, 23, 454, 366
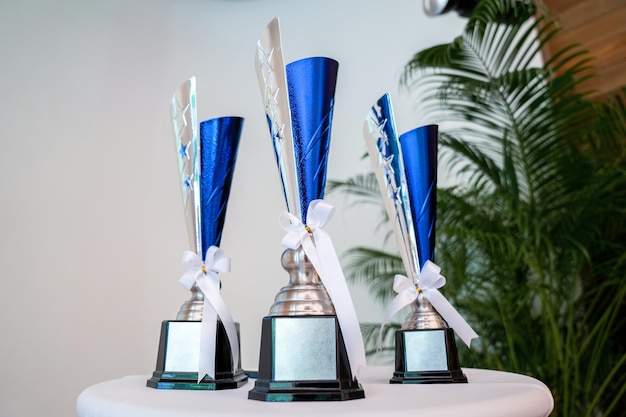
365, 96, 472, 384
387, 123, 468, 385
251, 21, 364, 401
148, 103, 247, 390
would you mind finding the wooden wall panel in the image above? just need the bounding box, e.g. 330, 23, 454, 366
541, 0, 626, 99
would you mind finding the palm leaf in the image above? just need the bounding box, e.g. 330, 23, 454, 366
402, 2, 596, 217
327, 173, 382, 204
342, 247, 405, 304
360, 322, 399, 359
332, 1, 626, 415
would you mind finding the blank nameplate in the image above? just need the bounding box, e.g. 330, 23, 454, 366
273, 317, 337, 381
164, 321, 201, 372
404, 329, 448, 372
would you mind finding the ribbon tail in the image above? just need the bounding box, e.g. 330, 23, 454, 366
306, 231, 367, 379
424, 289, 479, 347
198, 295, 217, 383
377, 289, 416, 351
202, 283, 240, 374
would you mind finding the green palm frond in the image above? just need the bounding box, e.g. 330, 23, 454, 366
589, 87, 626, 160
360, 322, 399, 359
402, 1, 596, 219
342, 247, 404, 304
405, 2, 626, 415
328, 173, 395, 238
332, 1, 625, 416
327, 173, 382, 204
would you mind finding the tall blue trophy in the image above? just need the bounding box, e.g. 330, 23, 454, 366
248, 18, 366, 401
364, 93, 478, 384
147, 77, 248, 390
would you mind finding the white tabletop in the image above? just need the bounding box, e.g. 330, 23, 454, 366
76, 367, 553, 417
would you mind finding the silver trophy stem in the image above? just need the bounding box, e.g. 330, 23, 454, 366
402, 292, 448, 330
269, 247, 336, 316
176, 285, 204, 321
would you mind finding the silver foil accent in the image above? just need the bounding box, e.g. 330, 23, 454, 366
363, 95, 420, 283
255, 17, 301, 220
171, 77, 201, 255
171, 77, 204, 320
269, 247, 336, 316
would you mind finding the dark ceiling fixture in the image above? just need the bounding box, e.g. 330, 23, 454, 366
423, 0, 534, 21
423, 0, 481, 17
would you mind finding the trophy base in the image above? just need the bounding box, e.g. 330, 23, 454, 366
146, 370, 249, 390
390, 328, 467, 384
147, 320, 248, 390
248, 315, 365, 401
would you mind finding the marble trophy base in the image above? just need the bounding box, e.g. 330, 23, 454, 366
248, 315, 365, 401
147, 320, 248, 390
390, 328, 467, 384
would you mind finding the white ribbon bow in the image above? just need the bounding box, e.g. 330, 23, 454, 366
180, 246, 239, 383
378, 260, 478, 350
280, 199, 367, 379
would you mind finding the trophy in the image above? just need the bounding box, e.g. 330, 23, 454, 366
147, 77, 248, 390
364, 93, 478, 384
248, 17, 366, 401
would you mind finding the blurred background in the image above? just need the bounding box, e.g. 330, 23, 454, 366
0, 1, 466, 416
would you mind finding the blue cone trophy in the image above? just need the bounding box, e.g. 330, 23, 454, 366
147, 77, 248, 390
248, 18, 365, 401
364, 93, 477, 384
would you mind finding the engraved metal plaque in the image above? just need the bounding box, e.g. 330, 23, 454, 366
148, 320, 248, 390
273, 317, 337, 381
404, 329, 448, 372
163, 321, 201, 372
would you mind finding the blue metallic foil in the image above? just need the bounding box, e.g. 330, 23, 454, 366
286, 57, 338, 222
364, 93, 419, 282
399, 125, 438, 268
198, 116, 244, 259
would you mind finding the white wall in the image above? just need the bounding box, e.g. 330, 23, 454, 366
0, 1, 465, 416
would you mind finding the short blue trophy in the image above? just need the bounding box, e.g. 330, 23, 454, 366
248, 18, 366, 401
364, 93, 478, 384
147, 77, 248, 390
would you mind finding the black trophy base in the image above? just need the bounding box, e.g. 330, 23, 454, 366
146, 370, 248, 390
146, 320, 248, 390
248, 315, 365, 402
390, 328, 467, 384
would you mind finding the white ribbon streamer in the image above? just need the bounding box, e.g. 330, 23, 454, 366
179, 246, 239, 383
280, 199, 367, 379
377, 260, 478, 350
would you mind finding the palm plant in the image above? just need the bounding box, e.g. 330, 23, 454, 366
330, 1, 626, 416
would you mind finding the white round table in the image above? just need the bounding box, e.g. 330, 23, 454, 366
76, 367, 554, 417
